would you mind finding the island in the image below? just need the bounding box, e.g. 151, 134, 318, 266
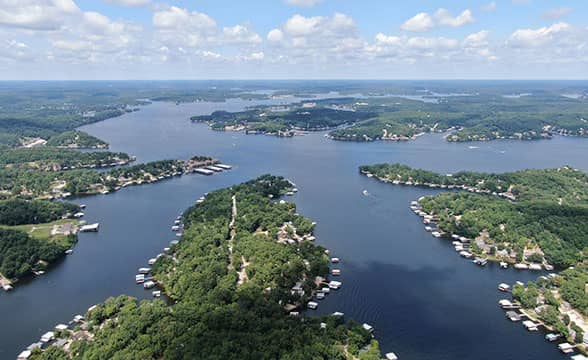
360, 163, 588, 353
189, 90, 588, 144
26, 176, 384, 360
191, 106, 375, 137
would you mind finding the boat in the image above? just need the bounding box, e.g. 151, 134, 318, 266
138, 267, 151, 274
332, 312, 344, 317
362, 323, 374, 333
171, 225, 180, 231
506, 311, 521, 322
529, 264, 542, 271
362, 190, 369, 196
321, 287, 330, 294
328, 281, 342, 289
194, 168, 214, 175
331, 269, 341, 276
65, 249, 73, 255
500, 261, 508, 269
330, 257, 340, 263
523, 320, 539, 331
135, 274, 145, 284
498, 283, 510, 292
545, 333, 560, 342
473, 257, 488, 266
152, 290, 161, 298
558, 343, 574, 354
385, 353, 399, 360
498, 299, 513, 308
148, 258, 157, 265
79, 223, 99, 232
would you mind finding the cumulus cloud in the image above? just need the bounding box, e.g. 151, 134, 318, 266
435, 9, 475, 27
508, 22, 571, 48
0, 0, 79, 30
400, 13, 434, 32
267, 29, 284, 43
223, 25, 262, 45
401, 9, 474, 32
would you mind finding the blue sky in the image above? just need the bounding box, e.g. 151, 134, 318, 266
0, 0, 587, 79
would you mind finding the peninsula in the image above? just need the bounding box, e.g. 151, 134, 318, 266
27, 176, 383, 360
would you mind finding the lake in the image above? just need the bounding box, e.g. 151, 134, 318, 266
3, 98, 588, 359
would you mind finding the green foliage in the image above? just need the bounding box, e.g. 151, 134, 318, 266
0, 148, 132, 171
192, 107, 376, 134
0, 228, 73, 279
0, 199, 79, 225
46, 130, 108, 148
42, 176, 376, 359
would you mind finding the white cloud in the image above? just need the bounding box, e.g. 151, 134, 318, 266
541, 7, 571, 20
508, 22, 571, 48
482, 2, 496, 12
267, 29, 284, 43
223, 25, 262, 45
284, 14, 323, 36
435, 9, 475, 27
463, 30, 490, 48
285, 0, 321, 7
375, 33, 401, 46
408, 37, 459, 50
247, 51, 265, 60
103, 0, 150, 7
153, 6, 216, 31
401, 9, 474, 32
0, 39, 33, 60
0, 0, 79, 30
401, 13, 434, 32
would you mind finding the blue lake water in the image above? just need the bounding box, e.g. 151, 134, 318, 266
2, 99, 588, 359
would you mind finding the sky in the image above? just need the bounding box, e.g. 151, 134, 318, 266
0, 0, 587, 80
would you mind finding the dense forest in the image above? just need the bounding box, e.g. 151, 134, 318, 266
30, 176, 381, 359
45, 131, 108, 149
0, 228, 75, 279
191, 107, 376, 135
361, 163, 588, 204
327, 93, 588, 143
0, 148, 133, 171
0, 199, 79, 226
